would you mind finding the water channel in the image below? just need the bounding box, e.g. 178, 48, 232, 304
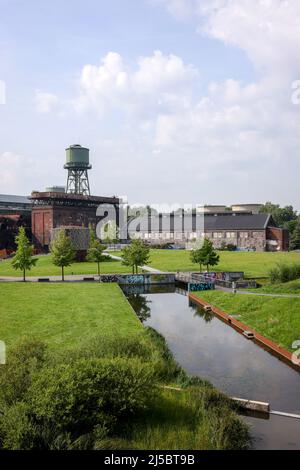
121, 284, 300, 450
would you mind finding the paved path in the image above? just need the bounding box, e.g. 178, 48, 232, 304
105, 253, 163, 274
216, 285, 300, 299
0, 274, 101, 282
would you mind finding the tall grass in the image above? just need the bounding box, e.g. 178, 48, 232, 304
0, 330, 250, 450
269, 263, 300, 283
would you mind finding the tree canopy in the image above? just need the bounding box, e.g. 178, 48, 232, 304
11, 227, 37, 281
121, 239, 151, 274
260, 202, 298, 229
86, 229, 107, 278
50, 229, 75, 281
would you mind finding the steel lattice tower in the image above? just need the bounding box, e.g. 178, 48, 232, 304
64, 145, 92, 196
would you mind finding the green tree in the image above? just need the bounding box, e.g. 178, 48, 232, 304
86, 237, 107, 279
290, 220, 300, 250
11, 227, 37, 282
201, 238, 220, 272
260, 202, 297, 228
88, 224, 96, 244
50, 229, 75, 281
190, 248, 205, 273
121, 239, 150, 274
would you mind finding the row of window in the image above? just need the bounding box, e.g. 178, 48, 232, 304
133, 231, 263, 240
212, 232, 248, 239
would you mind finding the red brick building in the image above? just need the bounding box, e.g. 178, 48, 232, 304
30, 191, 119, 251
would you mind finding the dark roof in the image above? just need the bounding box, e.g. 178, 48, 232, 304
0, 194, 31, 205
204, 213, 272, 231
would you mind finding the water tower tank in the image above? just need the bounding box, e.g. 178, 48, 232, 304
65, 145, 91, 169
64, 145, 92, 195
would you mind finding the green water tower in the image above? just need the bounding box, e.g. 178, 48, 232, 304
64, 145, 92, 195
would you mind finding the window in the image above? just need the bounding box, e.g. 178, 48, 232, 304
226, 232, 235, 239
213, 232, 223, 239
239, 232, 249, 239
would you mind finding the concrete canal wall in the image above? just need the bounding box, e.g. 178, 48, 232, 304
101, 273, 175, 285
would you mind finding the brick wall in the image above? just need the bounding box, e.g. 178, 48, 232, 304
266, 227, 289, 251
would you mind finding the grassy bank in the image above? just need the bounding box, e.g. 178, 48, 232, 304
254, 279, 300, 295
195, 291, 300, 351
113, 249, 300, 278
3, 250, 300, 278
0, 283, 141, 350
0, 254, 128, 278
119, 328, 250, 450
0, 283, 249, 450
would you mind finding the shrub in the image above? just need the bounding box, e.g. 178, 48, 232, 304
28, 357, 155, 436
60, 333, 155, 363
0, 338, 46, 406
0, 402, 37, 450
0, 338, 156, 449
269, 262, 300, 283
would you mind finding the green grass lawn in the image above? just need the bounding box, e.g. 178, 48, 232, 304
3, 250, 300, 279
0, 283, 249, 450
254, 279, 300, 295
0, 254, 129, 278
112, 249, 300, 278
195, 291, 300, 351
0, 283, 141, 350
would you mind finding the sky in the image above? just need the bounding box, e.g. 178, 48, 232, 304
1, 0, 300, 209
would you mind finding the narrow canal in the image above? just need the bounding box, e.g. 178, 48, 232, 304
122, 284, 300, 450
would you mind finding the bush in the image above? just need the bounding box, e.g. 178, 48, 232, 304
0, 338, 156, 449
269, 263, 300, 283
0, 335, 250, 450
59, 332, 155, 363
0, 402, 37, 450
219, 242, 236, 252
0, 338, 46, 406
28, 357, 155, 434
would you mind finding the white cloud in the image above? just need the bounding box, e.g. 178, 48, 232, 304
73, 50, 198, 117
35, 90, 59, 113
35, 2, 300, 206
152, 0, 197, 20
0, 152, 36, 193
198, 0, 300, 77
162, 0, 300, 76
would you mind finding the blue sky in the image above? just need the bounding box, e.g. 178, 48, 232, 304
1, 0, 300, 209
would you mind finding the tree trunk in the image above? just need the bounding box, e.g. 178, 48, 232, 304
23, 268, 26, 282
98, 262, 101, 282
132, 265, 135, 275
207, 264, 209, 272
62, 266, 64, 282
136, 265, 138, 274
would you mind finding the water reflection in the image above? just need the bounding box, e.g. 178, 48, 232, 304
190, 301, 214, 324
126, 293, 152, 323
122, 284, 300, 450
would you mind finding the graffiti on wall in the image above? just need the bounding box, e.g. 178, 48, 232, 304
199, 272, 244, 282
101, 275, 119, 283
101, 273, 175, 286
188, 282, 215, 292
